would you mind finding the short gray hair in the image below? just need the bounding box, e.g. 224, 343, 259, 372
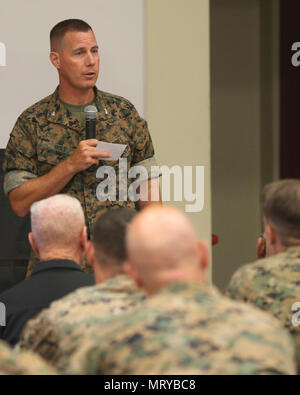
30, 194, 85, 251
261, 179, 300, 245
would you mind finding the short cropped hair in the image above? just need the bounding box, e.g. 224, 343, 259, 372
261, 179, 300, 245
30, 194, 85, 251
93, 208, 137, 271
50, 19, 93, 50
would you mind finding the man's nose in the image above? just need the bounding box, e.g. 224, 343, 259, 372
85, 51, 96, 66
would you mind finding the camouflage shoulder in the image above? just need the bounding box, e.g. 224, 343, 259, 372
226, 253, 291, 295
226, 260, 260, 296
17, 92, 54, 122
98, 89, 135, 112
209, 295, 296, 372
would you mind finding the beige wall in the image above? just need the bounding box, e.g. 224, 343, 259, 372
145, 0, 212, 278
211, 0, 280, 290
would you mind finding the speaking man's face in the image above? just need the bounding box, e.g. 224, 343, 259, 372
57, 29, 99, 91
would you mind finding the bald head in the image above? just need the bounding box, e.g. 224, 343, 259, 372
30, 195, 85, 256
125, 206, 208, 294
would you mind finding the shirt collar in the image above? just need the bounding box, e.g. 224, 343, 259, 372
96, 274, 142, 295
286, 245, 300, 253
155, 281, 220, 300
46, 86, 110, 132
31, 259, 84, 276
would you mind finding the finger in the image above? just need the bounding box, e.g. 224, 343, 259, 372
90, 159, 100, 167
85, 159, 99, 169
90, 151, 112, 158
83, 139, 99, 147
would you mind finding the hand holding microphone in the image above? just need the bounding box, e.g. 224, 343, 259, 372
65, 105, 111, 173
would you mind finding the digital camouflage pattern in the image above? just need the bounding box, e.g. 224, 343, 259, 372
226, 245, 300, 372
19, 274, 145, 372
66, 281, 296, 375
3, 87, 156, 275
0, 340, 56, 375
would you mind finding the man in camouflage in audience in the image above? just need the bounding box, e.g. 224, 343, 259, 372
0, 340, 56, 375
2, 19, 159, 275
66, 206, 296, 375
226, 179, 300, 372
19, 208, 145, 372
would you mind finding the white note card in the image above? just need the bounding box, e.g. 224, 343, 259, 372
96, 141, 127, 161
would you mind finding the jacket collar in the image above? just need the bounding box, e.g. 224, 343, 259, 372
156, 281, 220, 300
31, 259, 83, 276
46, 86, 112, 134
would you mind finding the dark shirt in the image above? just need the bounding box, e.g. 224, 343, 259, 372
0, 259, 94, 346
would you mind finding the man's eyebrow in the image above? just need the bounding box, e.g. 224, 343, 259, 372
72, 45, 99, 53
72, 47, 85, 53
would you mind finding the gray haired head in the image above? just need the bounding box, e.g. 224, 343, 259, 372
30, 194, 85, 251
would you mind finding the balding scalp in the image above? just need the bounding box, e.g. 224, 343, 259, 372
126, 206, 201, 291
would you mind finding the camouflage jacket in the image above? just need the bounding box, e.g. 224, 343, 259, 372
19, 274, 145, 372
3, 86, 157, 274
66, 281, 296, 375
226, 245, 300, 372
0, 340, 56, 375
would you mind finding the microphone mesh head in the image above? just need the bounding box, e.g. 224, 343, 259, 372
84, 105, 97, 120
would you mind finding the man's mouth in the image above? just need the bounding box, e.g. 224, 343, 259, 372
84, 72, 96, 77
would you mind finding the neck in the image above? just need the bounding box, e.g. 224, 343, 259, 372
146, 270, 206, 296
39, 249, 82, 265
58, 83, 95, 105
93, 265, 122, 285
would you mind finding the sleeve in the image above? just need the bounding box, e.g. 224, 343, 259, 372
130, 108, 160, 179
2, 116, 38, 194
3, 171, 37, 196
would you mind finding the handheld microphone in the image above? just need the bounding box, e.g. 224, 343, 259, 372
84, 105, 97, 139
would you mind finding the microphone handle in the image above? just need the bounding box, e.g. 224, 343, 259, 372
86, 119, 96, 139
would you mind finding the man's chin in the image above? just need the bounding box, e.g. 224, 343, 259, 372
77, 82, 96, 91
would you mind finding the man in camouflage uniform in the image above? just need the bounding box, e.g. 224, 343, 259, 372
226, 179, 300, 372
2, 19, 159, 275
0, 340, 56, 375
19, 208, 145, 372
66, 206, 296, 375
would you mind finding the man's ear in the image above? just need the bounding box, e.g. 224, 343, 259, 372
265, 223, 276, 246
124, 261, 143, 288
197, 241, 209, 271
85, 240, 95, 268
50, 51, 60, 70
257, 236, 266, 259
28, 232, 40, 258
80, 226, 88, 253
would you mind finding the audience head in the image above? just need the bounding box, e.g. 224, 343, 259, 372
87, 208, 137, 283
261, 179, 300, 256
124, 206, 208, 295
29, 194, 86, 264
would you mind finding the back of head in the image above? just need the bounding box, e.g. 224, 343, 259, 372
126, 206, 206, 294
30, 194, 85, 254
50, 19, 92, 51
261, 179, 300, 246
92, 208, 137, 274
